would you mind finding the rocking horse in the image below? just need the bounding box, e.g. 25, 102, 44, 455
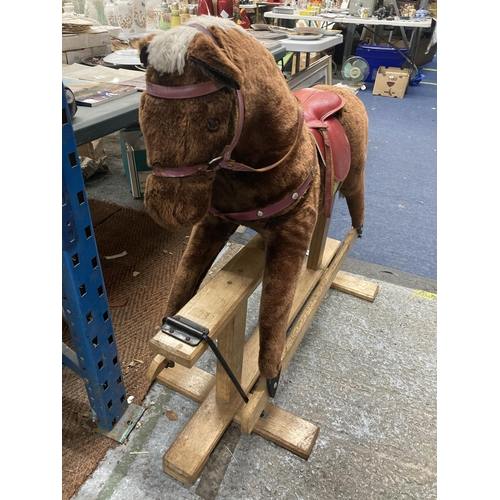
137, 16, 373, 484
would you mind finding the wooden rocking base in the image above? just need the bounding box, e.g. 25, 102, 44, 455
147, 227, 378, 485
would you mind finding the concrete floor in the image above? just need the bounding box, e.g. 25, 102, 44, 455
74, 131, 437, 500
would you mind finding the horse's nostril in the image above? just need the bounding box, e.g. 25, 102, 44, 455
207, 119, 220, 131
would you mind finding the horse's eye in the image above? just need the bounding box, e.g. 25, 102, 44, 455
207, 119, 220, 131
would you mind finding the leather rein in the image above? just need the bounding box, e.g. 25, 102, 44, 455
145, 23, 315, 222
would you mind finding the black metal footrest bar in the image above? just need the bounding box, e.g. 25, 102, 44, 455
162, 316, 249, 404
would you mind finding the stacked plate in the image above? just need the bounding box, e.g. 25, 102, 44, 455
251, 24, 271, 31
318, 28, 342, 36
272, 7, 295, 14
269, 26, 296, 34
62, 17, 93, 34
294, 27, 321, 35
103, 49, 141, 67
287, 26, 323, 40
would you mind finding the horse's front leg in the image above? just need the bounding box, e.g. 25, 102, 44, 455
165, 215, 238, 318
257, 211, 318, 381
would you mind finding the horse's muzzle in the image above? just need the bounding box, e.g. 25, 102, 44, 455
144, 173, 215, 231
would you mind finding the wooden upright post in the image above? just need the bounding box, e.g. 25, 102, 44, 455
307, 210, 330, 271
307, 180, 340, 271
216, 302, 247, 402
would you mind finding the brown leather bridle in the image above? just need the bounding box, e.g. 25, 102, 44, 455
145, 23, 316, 222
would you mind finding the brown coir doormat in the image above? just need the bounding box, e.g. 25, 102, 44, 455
62, 199, 191, 500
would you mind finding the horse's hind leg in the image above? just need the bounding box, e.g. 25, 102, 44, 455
337, 93, 368, 233
164, 215, 238, 318
339, 167, 365, 233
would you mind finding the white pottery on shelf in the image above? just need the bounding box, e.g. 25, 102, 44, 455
84, 0, 108, 24
104, 0, 120, 26
116, 0, 147, 35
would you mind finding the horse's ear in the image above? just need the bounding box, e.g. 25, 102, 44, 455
188, 35, 243, 90
189, 55, 241, 89
135, 34, 156, 67
140, 45, 149, 66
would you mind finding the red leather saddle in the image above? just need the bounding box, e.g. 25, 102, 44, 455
294, 88, 351, 217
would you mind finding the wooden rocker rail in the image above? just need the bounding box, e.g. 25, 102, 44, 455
146, 227, 378, 486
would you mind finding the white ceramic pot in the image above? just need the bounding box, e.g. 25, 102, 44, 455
104, 0, 120, 26
84, 0, 108, 24
116, 0, 146, 35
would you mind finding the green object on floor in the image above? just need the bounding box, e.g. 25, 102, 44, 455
278, 51, 294, 73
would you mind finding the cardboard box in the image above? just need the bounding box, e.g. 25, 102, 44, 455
62, 32, 111, 52
119, 128, 152, 198
78, 139, 105, 161
291, 52, 321, 74
372, 66, 410, 98
62, 44, 111, 64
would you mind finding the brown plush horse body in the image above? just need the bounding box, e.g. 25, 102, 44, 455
138, 17, 368, 386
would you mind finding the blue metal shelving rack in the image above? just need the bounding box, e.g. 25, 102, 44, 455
62, 85, 144, 442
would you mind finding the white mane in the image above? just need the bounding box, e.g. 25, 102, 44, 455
147, 16, 248, 75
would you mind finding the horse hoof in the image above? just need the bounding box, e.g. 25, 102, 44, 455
266, 369, 281, 398
357, 225, 363, 238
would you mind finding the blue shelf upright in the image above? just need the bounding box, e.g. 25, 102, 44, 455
62, 85, 144, 442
